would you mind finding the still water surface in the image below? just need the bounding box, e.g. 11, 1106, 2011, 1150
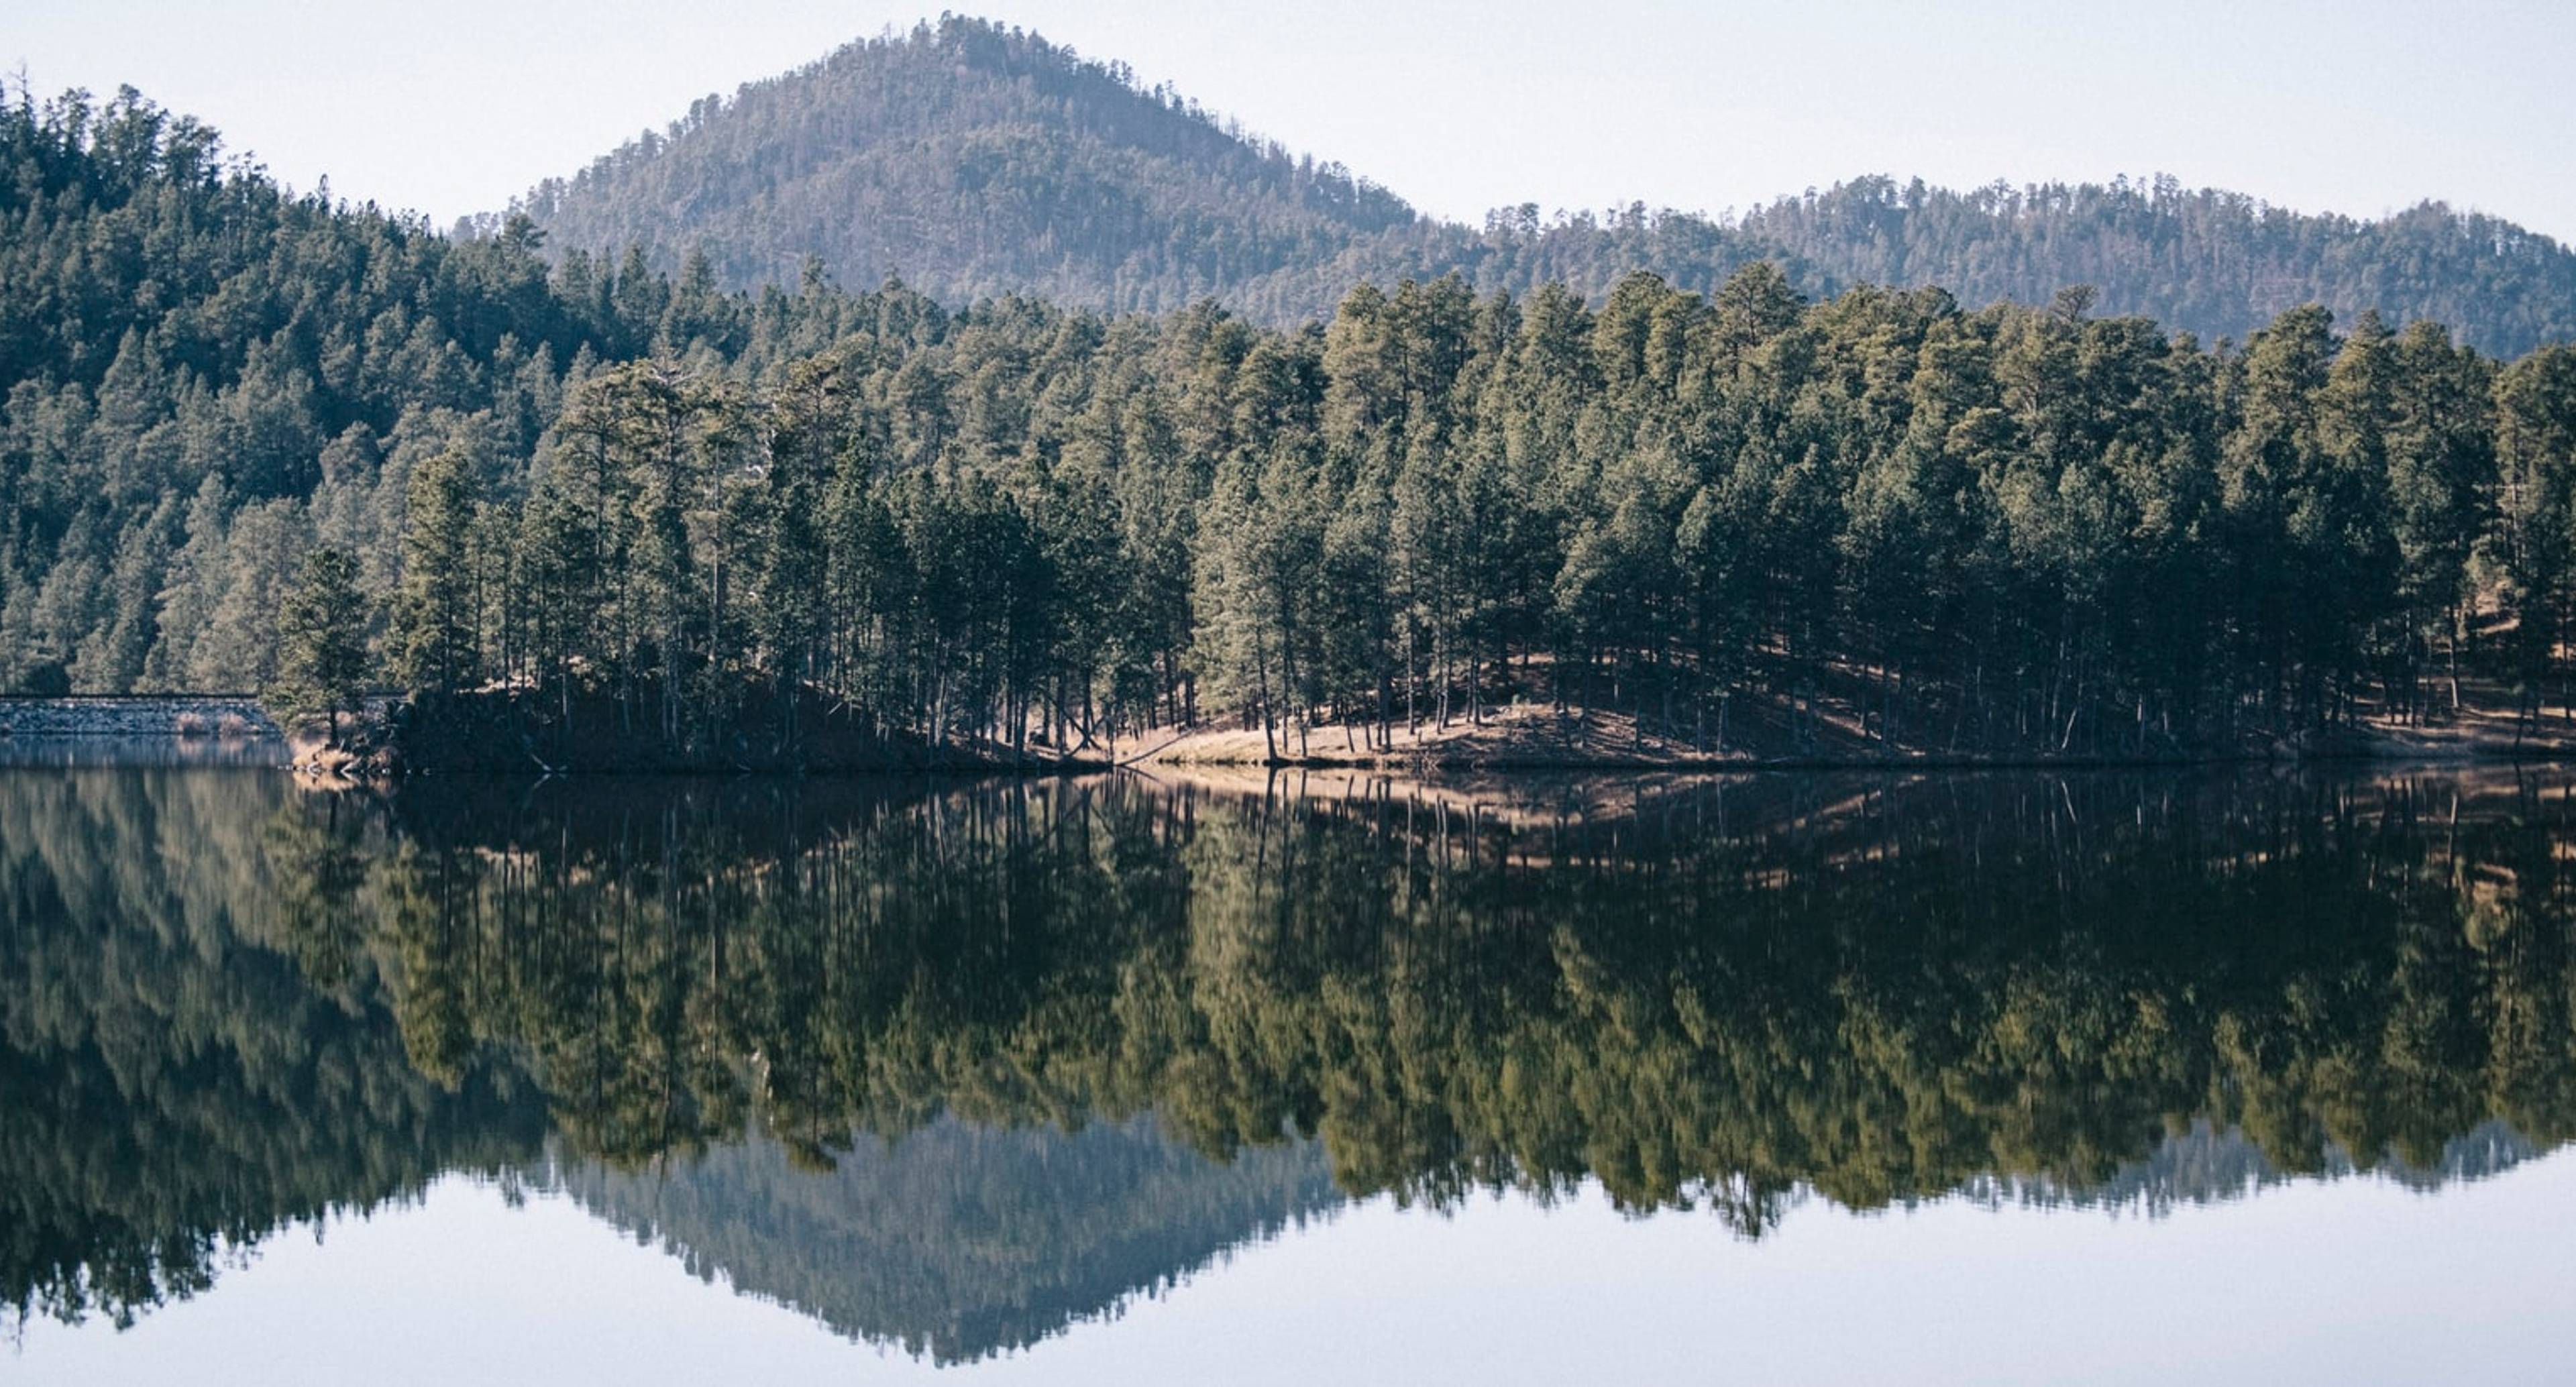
5, 765, 2575, 1382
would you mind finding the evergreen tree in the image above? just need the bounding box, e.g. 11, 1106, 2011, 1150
270, 547, 372, 742
390, 444, 479, 695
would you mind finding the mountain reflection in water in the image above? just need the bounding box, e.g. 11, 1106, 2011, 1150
5, 765, 2575, 1364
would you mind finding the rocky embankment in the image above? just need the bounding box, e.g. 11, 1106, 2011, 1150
0, 696, 279, 740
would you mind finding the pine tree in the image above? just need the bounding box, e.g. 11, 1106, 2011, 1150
270, 547, 372, 744
390, 444, 478, 696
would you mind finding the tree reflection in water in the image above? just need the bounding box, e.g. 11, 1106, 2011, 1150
6, 767, 2575, 1360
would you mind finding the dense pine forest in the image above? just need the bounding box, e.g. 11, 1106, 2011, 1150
508, 17, 2576, 355
9, 78, 2576, 763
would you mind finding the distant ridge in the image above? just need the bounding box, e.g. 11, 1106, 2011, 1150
499, 15, 2576, 353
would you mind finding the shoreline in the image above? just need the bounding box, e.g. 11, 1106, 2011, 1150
16, 696, 2576, 779
1123, 700, 2576, 773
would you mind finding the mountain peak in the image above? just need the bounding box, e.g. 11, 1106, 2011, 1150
504, 13, 2576, 353
507, 15, 1417, 317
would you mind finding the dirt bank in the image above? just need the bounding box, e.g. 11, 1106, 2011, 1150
1132, 699, 2576, 770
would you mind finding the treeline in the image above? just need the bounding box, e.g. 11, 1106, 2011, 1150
384, 268, 2576, 763
509, 17, 2576, 355
1388, 177, 2576, 360
15, 80, 2576, 763
1724, 176, 2576, 357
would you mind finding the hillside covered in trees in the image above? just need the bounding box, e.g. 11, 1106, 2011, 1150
11, 78, 2576, 767
0, 80, 841, 702
500, 17, 2576, 356
504, 16, 1417, 323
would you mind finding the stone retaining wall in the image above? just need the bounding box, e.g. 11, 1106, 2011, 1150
0, 697, 280, 739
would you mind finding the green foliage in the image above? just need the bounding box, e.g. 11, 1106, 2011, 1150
0, 76, 851, 698
266, 546, 370, 737
389, 444, 479, 693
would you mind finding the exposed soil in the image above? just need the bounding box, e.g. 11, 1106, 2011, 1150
1134, 690, 2576, 770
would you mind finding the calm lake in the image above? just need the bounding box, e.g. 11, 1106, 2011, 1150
6, 762, 2575, 1384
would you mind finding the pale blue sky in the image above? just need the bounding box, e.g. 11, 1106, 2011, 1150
13, 1, 2576, 241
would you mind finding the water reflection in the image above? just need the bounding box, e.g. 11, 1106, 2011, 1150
543, 1116, 1334, 1364
5, 765, 2575, 1362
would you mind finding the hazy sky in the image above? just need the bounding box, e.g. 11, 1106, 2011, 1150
13, 1, 2576, 241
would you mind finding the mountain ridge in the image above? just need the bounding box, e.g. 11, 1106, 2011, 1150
492, 14, 2576, 354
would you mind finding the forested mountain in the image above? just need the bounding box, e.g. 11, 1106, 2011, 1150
0, 82, 842, 698
506, 16, 1419, 320
502, 17, 2576, 355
